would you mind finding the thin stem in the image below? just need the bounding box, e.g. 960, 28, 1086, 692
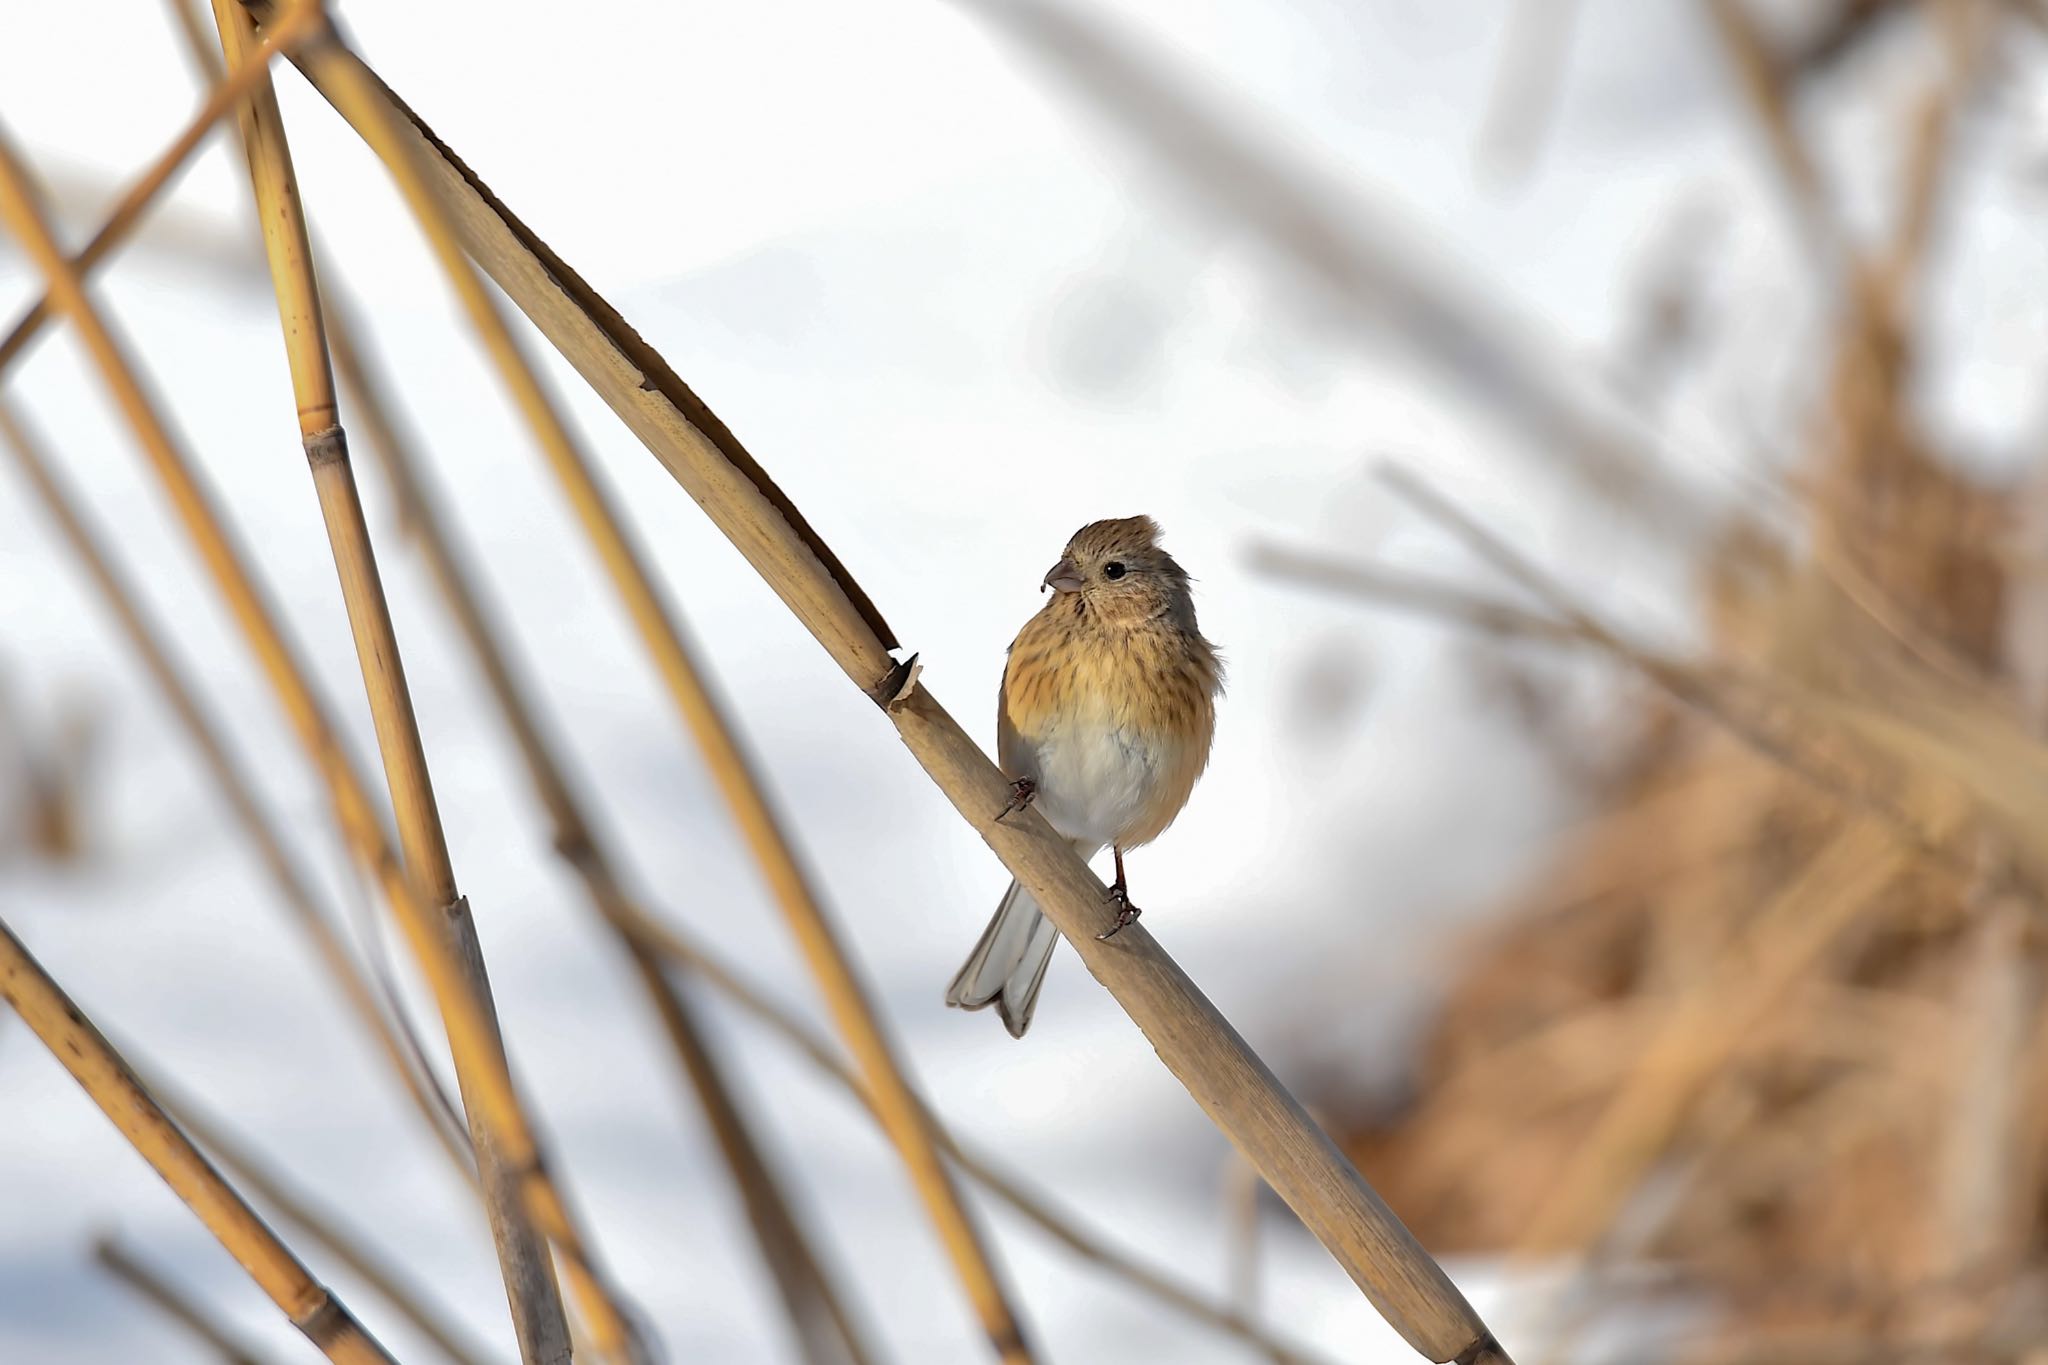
206, 4, 584, 1357
0, 915, 394, 1364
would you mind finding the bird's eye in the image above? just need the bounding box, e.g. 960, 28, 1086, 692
1103, 561, 1127, 580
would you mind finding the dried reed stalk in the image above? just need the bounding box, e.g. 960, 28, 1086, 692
95, 1237, 275, 1365
206, 4, 583, 1356
0, 114, 623, 1365
274, 31, 1030, 1365
324, 290, 878, 1365
0, 915, 394, 1363
0, 396, 467, 1175
139, 1067, 493, 1365
261, 29, 1508, 1364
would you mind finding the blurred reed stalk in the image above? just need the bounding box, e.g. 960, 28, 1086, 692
254, 23, 1513, 1364
207, 3, 589, 1356
0, 915, 394, 1364
138, 1065, 494, 1365
0, 105, 623, 1365
0, 397, 470, 1177
264, 22, 1033, 1363
322, 278, 878, 1365
95, 1237, 275, 1365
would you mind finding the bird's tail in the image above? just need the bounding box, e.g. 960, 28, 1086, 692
946, 877, 1063, 1039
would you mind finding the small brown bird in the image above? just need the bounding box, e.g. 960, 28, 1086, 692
946, 516, 1223, 1038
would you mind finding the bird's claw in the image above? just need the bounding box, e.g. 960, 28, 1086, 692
994, 777, 1037, 823
1096, 883, 1141, 941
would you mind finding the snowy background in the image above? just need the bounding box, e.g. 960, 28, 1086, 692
4, 2, 2041, 1361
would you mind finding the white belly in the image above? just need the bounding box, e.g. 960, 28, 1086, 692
1015, 712, 1173, 852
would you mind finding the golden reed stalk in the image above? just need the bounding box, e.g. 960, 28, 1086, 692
0, 916, 394, 1364
206, 2, 580, 1357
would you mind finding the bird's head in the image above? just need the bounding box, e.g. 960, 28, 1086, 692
1041, 515, 1195, 627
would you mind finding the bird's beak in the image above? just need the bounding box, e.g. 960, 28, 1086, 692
1042, 557, 1084, 594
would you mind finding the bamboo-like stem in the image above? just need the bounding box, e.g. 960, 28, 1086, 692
0, 0, 328, 377
0, 396, 469, 1177
263, 34, 1506, 1364
0, 915, 394, 1364
95, 1237, 276, 1365
139, 1068, 495, 1365
325, 289, 879, 1365
286, 32, 1031, 1365
204, 6, 582, 1358
0, 111, 618, 1365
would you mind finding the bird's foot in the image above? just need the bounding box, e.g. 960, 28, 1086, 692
994, 777, 1037, 823
1096, 882, 1142, 941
